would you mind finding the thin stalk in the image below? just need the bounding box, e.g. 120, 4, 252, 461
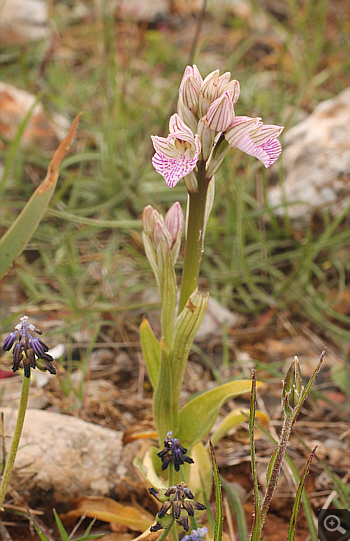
260, 414, 292, 523
0, 376, 30, 509
178, 162, 210, 314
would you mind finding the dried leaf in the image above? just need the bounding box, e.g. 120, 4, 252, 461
60, 496, 153, 532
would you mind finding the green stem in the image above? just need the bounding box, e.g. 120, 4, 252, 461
0, 376, 30, 510
178, 162, 210, 314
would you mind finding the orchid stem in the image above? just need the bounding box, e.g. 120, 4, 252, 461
0, 375, 30, 510
178, 161, 209, 314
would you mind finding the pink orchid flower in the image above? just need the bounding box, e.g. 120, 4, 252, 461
225, 116, 284, 168
151, 114, 201, 188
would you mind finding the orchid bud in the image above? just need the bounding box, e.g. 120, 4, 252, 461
217, 71, 231, 94
142, 205, 156, 236
224, 79, 240, 106
153, 221, 173, 249
179, 65, 203, 95
206, 91, 235, 133
181, 74, 201, 114
282, 356, 303, 417
198, 70, 219, 117
165, 202, 184, 244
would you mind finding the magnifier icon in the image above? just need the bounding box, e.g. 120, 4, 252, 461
324, 514, 346, 534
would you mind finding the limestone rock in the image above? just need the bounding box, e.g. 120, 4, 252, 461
1, 408, 139, 504
0, 0, 50, 45
269, 88, 350, 224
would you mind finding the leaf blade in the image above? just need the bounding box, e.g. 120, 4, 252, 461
0, 114, 80, 279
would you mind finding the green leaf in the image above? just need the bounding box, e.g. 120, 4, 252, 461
210, 441, 223, 541
0, 114, 80, 280
211, 408, 269, 447
33, 523, 50, 541
133, 447, 167, 490
140, 317, 160, 389
153, 340, 175, 444
189, 442, 213, 502
159, 244, 177, 348
220, 475, 248, 541
177, 379, 261, 447
266, 445, 278, 488
287, 447, 317, 541
53, 509, 70, 541
171, 288, 209, 405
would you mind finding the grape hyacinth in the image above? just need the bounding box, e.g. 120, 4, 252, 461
2, 316, 56, 378
157, 430, 194, 472
149, 482, 206, 533
182, 527, 209, 541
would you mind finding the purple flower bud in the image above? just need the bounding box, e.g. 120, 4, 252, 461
23, 358, 31, 378
2, 332, 17, 351
30, 337, 49, 358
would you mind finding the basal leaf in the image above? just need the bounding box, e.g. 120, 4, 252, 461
152, 340, 175, 445
189, 441, 213, 501
133, 446, 167, 490
211, 408, 269, 447
0, 114, 80, 279
177, 380, 261, 447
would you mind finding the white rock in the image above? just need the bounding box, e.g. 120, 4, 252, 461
1, 408, 137, 503
269, 88, 350, 224
0, 0, 50, 45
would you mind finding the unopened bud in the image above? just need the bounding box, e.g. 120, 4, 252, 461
282, 356, 303, 416
153, 221, 172, 249
198, 70, 219, 117
142, 205, 156, 236
206, 91, 235, 133
224, 79, 240, 106
217, 71, 231, 94
165, 202, 184, 244
181, 75, 201, 114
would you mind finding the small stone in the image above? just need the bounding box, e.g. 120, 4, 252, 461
269, 88, 350, 225
1, 408, 140, 505
0, 0, 50, 45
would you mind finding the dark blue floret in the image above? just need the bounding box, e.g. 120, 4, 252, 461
157, 431, 194, 472
2, 332, 17, 351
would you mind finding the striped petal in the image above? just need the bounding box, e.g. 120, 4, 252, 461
225, 116, 283, 168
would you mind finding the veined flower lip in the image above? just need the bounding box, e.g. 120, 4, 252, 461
151, 114, 201, 188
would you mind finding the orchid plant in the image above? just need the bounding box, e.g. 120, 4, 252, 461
138, 65, 284, 507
